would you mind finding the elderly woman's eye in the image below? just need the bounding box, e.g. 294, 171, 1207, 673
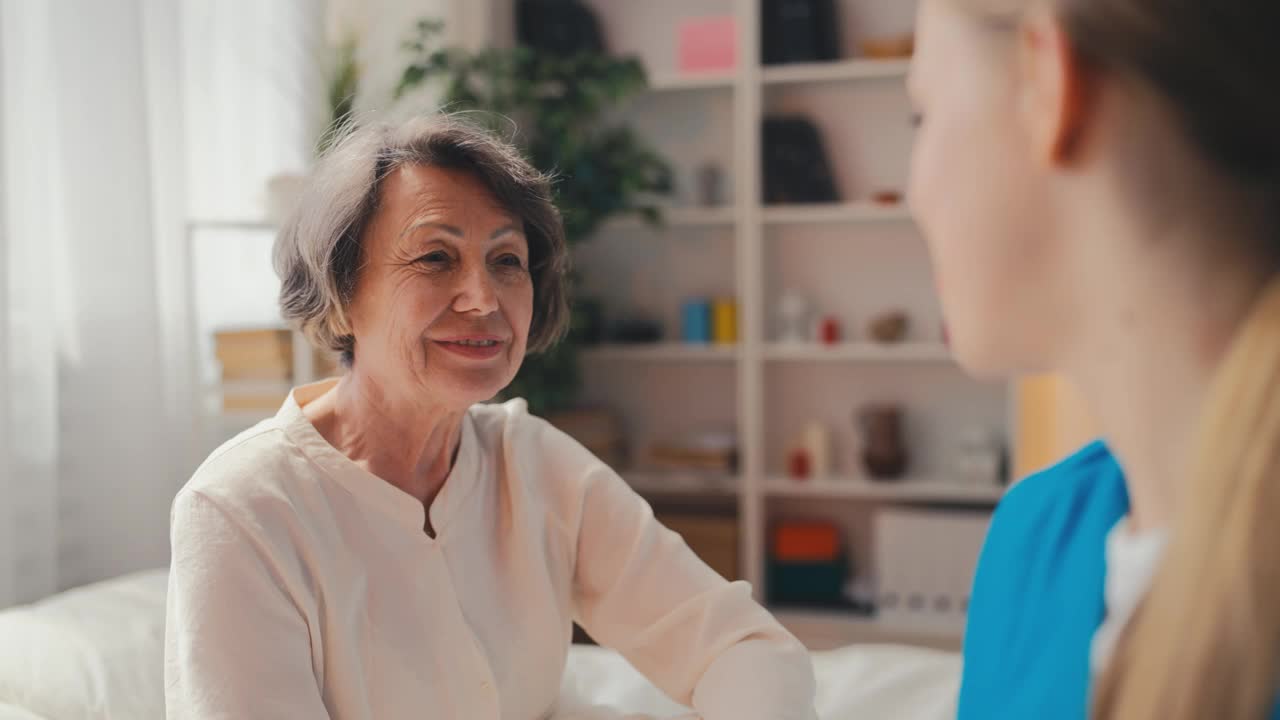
496, 254, 525, 269
417, 250, 450, 265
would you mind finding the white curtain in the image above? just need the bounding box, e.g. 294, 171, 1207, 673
0, 0, 330, 607
0, 0, 461, 608
0, 0, 192, 607
0, 0, 326, 608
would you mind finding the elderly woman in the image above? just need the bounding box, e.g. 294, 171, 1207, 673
164, 116, 815, 719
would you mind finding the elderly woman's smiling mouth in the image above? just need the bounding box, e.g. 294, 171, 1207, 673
430, 332, 508, 360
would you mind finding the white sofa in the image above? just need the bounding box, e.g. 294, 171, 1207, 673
0, 571, 960, 719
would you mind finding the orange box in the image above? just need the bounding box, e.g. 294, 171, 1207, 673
772, 522, 841, 562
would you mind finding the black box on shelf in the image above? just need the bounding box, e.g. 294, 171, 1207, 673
762, 0, 841, 65
767, 558, 848, 605
762, 116, 840, 204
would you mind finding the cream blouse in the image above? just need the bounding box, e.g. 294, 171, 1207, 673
164, 380, 816, 719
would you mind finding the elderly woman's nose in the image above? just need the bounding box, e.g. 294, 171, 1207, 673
451, 260, 501, 315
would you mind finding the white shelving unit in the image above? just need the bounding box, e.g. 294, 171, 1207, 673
563, 0, 1012, 650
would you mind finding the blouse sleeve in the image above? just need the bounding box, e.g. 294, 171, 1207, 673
571, 466, 817, 720
164, 489, 331, 719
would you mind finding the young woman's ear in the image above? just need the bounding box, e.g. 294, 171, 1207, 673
1018, 6, 1098, 168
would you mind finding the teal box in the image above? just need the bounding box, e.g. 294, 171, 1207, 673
767, 558, 847, 605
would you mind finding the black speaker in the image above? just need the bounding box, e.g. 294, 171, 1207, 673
517, 0, 605, 56
762, 0, 841, 65
762, 116, 840, 204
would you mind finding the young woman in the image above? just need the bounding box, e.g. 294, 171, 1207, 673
906, 0, 1279, 717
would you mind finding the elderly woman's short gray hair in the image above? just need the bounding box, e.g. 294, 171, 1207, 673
273, 114, 571, 365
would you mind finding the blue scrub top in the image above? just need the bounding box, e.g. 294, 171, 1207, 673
957, 440, 1279, 718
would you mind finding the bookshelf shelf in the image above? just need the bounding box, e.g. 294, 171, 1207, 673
649, 71, 738, 92
581, 343, 739, 362
763, 342, 952, 363
761, 58, 911, 86
604, 206, 737, 230
762, 202, 913, 225
764, 476, 1005, 504
624, 472, 740, 496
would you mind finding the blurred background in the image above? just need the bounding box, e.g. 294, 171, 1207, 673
0, 0, 1094, 651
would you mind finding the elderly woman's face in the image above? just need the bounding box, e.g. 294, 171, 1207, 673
347, 164, 533, 408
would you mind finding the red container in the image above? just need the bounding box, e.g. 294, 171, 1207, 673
773, 522, 841, 562
819, 316, 841, 345
787, 447, 811, 480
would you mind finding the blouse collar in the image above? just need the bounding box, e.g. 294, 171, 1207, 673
279, 379, 483, 538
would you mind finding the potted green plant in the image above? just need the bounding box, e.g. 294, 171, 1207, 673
395, 19, 674, 414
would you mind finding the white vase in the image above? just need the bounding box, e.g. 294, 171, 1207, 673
264, 172, 309, 227
776, 291, 812, 343
955, 427, 1002, 485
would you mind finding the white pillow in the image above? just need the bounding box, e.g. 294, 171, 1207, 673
0, 702, 50, 720
0, 570, 168, 720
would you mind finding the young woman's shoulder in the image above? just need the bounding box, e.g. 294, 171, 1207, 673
958, 441, 1130, 718
997, 440, 1124, 520
980, 439, 1129, 579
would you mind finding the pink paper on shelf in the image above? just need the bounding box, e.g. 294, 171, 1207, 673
678, 16, 738, 73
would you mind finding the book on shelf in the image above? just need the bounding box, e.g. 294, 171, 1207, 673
214, 327, 291, 353
658, 513, 739, 581
646, 445, 737, 473
646, 430, 738, 473
222, 389, 289, 412
215, 328, 293, 381
215, 327, 345, 384
546, 408, 627, 469
218, 364, 292, 382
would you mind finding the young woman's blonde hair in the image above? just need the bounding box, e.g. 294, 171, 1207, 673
954, 0, 1280, 717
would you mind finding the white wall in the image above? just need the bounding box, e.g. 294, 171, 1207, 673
180, 0, 326, 221
345, 0, 448, 114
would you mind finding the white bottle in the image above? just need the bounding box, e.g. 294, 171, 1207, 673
956, 427, 1001, 485
801, 421, 831, 480
777, 291, 812, 344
